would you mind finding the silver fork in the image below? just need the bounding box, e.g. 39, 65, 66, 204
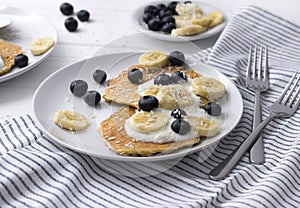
246, 46, 269, 164
209, 72, 300, 180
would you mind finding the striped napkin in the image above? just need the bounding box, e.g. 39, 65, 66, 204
1, 5, 300, 208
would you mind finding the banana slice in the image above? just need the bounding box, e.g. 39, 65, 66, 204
175, 3, 203, 19
192, 77, 225, 100
192, 16, 212, 26
54, 110, 89, 131
188, 116, 219, 137
128, 111, 168, 133
173, 15, 192, 28
138, 51, 169, 67
30, 37, 55, 55
208, 11, 223, 28
171, 25, 207, 36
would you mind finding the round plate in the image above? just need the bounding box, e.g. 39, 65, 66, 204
33, 52, 243, 162
0, 5, 57, 83
131, 1, 227, 42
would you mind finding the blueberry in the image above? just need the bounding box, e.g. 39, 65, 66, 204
171, 71, 188, 83
60, 2, 74, 15
156, 3, 166, 11
167, 1, 179, 15
128, 68, 143, 84
184, 1, 192, 4
77, 10, 90, 22
154, 74, 173, 85
70, 80, 88, 96
144, 5, 158, 15
65, 17, 78, 32
203, 102, 222, 116
169, 51, 185, 66
138, 95, 159, 111
161, 16, 175, 24
161, 22, 176, 33
147, 18, 161, 31
159, 9, 173, 19
84, 90, 101, 106
93, 70, 107, 84
14, 54, 28, 68
171, 108, 187, 119
171, 119, 191, 135
143, 13, 154, 23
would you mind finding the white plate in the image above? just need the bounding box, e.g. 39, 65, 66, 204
132, 1, 227, 42
0, 5, 57, 83
33, 52, 243, 162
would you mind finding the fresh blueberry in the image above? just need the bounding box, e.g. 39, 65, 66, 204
144, 5, 158, 15
93, 70, 107, 84
138, 95, 159, 111
184, 1, 192, 4
14, 54, 28, 68
143, 13, 154, 23
70, 80, 88, 96
77, 10, 90, 22
169, 51, 185, 66
60, 2, 74, 15
171, 119, 191, 135
203, 102, 222, 116
154, 74, 173, 85
161, 16, 175, 24
156, 3, 166, 11
171, 108, 187, 119
167, 1, 179, 15
64, 17, 78, 32
147, 18, 161, 31
171, 71, 188, 83
84, 90, 101, 106
159, 9, 173, 19
128, 68, 143, 84
161, 22, 176, 33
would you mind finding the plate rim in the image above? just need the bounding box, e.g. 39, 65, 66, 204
131, 0, 228, 42
33, 52, 244, 162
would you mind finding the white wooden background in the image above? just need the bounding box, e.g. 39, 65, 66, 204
1, 0, 300, 116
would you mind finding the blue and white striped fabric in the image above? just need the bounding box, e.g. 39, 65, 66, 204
1, 5, 300, 208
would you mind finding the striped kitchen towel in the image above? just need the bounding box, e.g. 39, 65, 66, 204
1, 5, 300, 208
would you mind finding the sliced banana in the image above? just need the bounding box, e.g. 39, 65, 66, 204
54, 110, 89, 131
171, 25, 207, 36
173, 15, 192, 28
30, 37, 55, 55
138, 51, 169, 68
188, 116, 219, 137
192, 16, 212, 26
192, 77, 225, 100
128, 110, 168, 133
208, 11, 223, 28
175, 3, 203, 19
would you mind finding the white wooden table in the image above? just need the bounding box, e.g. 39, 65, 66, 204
1, 0, 300, 117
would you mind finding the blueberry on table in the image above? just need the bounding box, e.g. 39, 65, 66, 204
60, 2, 74, 15
143, 13, 154, 23
138, 95, 159, 111
168, 51, 185, 66
161, 22, 176, 33
65, 17, 78, 32
159, 9, 173, 19
93, 70, 107, 84
171, 119, 191, 135
14, 54, 28, 68
156, 3, 166, 11
70, 80, 88, 96
144, 5, 158, 15
203, 102, 222, 116
128, 68, 143, 84
77, 10, 90, 22
154, 74, 173, 85
171, 71, 188, 83
161, 16, 175, 24
184, 1, 192, 4
84, 90, 101, 106
147, 18, 161, 31
171, 108, 187, 119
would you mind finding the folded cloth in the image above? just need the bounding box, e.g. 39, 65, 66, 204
1, 5, 300, 208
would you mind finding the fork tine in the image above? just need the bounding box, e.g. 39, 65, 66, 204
253, 46, 257, 80
246, 46, 253, 80
264, 47, 269, 81
286, 72, 300, 107
258, 46, 263, 80
277, 72, 298, 104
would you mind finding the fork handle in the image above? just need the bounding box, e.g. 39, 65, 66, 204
249, 90, 265, 164
209, 114, 275, 180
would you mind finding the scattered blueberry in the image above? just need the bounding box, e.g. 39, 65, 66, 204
161, 16, 175, 24
171, 108, 187, 119
128, 68, 143, 84
169, 51, 185, 66
159, 9, 173, 19
14, 54, 28, 68
171, 119, 191, 135
70, 80, 88, 96
77, 10, 90, 22
138, 95, 159, 111
167, 1, 179, 15
171, 71, 188, 83
93, 70, 107, 84
184, 1, 192, 4
65, 17, 78, 32
143, 13, 154, 23
84, 90, 101, 106
161, 22, 176, 33
60, 2, 74, 15
147, 18, 161, 31
144, 5, 158, 15
156, 3, 166, 11
154, 74, 173, 85
203, 102, 222, 116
